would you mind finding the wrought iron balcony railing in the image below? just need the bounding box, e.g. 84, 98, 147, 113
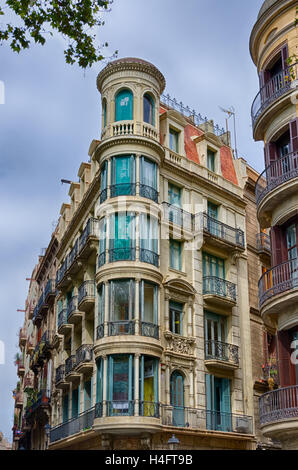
68, 240, 79, 267
67, 296, 78, 320
259, 385, 298, 426
78, 280, 96, 305
255, 151, 298, 206
50, 406, 95, 443
55, 364, 65, 384
108, 321, 135, 336
79, 218, 99, 253
141, 322, 159, 340
95, 402, 103, 418
100, 188, 107, 204
258, 258, 298, 307
110, 183, 136, 198
201, 213, 245, 248
44, 279, 55, 300
25, 389, 51, 417
205, 340, 239, 365
163, 202, 193, 231
97, 251, 106, 268
76, 344, 93, 366
106, 400, 135, 416
256, 232, 271, 253
96, 324, 104, 340
139, 401, 160, 418
109, 247, 136, 263
203, 276, 237, 302
160, 405, 253, 434
65, 355, 76, 375
139, 248, 159, 267
251, 63, 298, 127
139, 184, 158, 203
58, 308, 68, 329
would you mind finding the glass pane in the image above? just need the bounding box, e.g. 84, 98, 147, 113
143, 95, 154, 125
111, 280, 132, 320
143, 283, 154, 323
115, 156, 131, 184
168, 184, 181, 206
207, 150, 215, 172
169, 128, 179, 152
113, 356, 129, 401
115, 90, 133, 121
141, 158, 157, 188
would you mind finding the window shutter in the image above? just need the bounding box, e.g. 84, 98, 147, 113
264, 142, 278, 168
271, 226, 285, 265
290, 118, 298, 152
277, 330, 295, 387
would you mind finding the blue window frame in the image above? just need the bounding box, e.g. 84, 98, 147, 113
169, 301, 184, 335
109, 212, 136, 262
202, 252, 225, 279
207, 149, 215, 172
140, 214, 159, 266
205, 374, 231, 432
115, 89, 133, 121
170, 239, 182, 271
96, 359, 103, 404
139, 356, 159, 417
98, 283, 105, 325
111, 155, 136, 197
168, 183, 181, 207
143, 94, 155, 126
107, 354, 134, 416
169, 128, 179, 153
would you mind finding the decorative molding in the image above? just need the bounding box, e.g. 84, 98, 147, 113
164, 331, 195, 356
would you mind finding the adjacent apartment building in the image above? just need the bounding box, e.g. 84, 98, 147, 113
250, 0, 298, 450
13, 55, 278, 450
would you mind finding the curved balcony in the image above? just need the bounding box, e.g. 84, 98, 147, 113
259, 386, 298, 441
203, 276, 237, 308
101, 120, 159, 142
251, 63, 297, 139
255, 151, 298, 224
110, 183, 136, 198
259, 259, 298, 319
204, 340, 239, 371
109, 247, 136, 263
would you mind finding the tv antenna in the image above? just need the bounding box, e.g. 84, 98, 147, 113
219, 106, 238, 159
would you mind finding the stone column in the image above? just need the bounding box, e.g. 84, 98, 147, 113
134, 354, 140, 417
188, 301, 193, 337
136, 153, 141, 196
102, 355, 107, 417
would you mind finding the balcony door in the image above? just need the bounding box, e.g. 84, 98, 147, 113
286, 224, 298, 284
107, 355, 134, 416
206, 374, 231, 432
139, 356, 159, 417
111, 155, 135, 196
207, 202, 219, 237
109, 212, 136, 262
170, 371, 184, 427
205, 312, 227, 360
71, 388, 79, 418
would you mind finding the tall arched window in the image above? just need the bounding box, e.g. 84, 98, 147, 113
115, 89, 133, 121
143, 93, 155, 126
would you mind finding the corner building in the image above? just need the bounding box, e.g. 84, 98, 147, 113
250, 0, 298, 449
22, 58, 258, 450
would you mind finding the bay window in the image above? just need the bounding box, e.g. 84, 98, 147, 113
109, 279, 135, 335
139, 356, 159, 417
115, 89, 133, 122
140, 157, 158, 202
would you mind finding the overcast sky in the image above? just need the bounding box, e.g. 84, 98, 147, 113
0, 0, 264, 442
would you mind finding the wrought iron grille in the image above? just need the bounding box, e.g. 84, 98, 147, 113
50, 406, 95, 443
139, 401, 160, 418
203, 276, 236, 301
95, 402, 103, 418
58, 308, 67, 328
205, 340, 239, 365
96, 324, 104, 340
255, 150, 298, 206
98, 251, 106, 268
258, 258, 298, 306
67, 296, 78, 319
109, 247, 136, 262
65, 355, 76, 375
76, 344, 93, 366
106, 400, 135, 416
55, 365, 65, 384
44, 279, 55, 300
139, 184, 158, 203
108, 321, 135, 336
161, 93, 225, 136
79, 218, 99, 252
163, 202, 193, 231
251, 63, 297, 127
202, 213, 245, 248
78, 280, 96, 305
141, 322, 159, 340
110, 183, 136, 198
140, 248, 159, 267
259, 385, 298, 426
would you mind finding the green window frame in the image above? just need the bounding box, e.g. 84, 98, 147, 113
84, 379, 92, 412
207, 149, 215, 172
169, 128, 179, 153
109, 212, 136, 262
168, 183, 181, 207
98, 283, 105, 325
202, 252, 225, 279
109, 279, 135, 321
170, 239, 182, 271
115, 89, 133, 121
96, 358, 103, 404
111, 155, 136, 197
205, 374, 231, 432
169, 301, 184, 335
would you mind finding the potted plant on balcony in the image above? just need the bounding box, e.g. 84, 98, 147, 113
14, 352, 21, 366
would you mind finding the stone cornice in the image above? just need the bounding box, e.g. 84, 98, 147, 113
94, 135, 165, 162
249, 0, 296, 66
97, 59, 166, 94
57, 172, 100, 259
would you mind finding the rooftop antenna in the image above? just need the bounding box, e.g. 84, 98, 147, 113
219, 106, 238, 158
